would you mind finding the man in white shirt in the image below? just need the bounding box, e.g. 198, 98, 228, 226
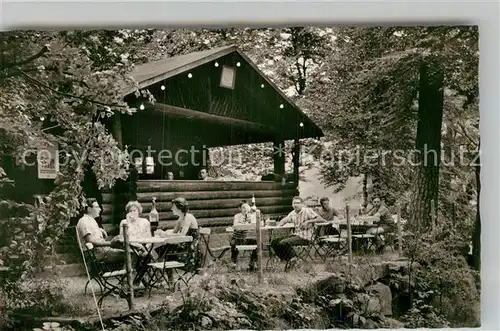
271, 196, 327, 265
230, 201, 258, 271
76, 198, 125, 265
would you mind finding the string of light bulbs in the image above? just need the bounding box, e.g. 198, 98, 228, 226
135, 59, 305, 130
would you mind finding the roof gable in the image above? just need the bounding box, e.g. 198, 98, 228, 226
130, 45, 236, 91
127, 45, 323, 139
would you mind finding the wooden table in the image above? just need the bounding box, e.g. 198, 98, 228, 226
130, 235, 193, 246
129, 235, 193, 292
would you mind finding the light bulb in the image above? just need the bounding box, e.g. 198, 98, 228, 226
161, 85, 165, 90
260, 84, 265, 88
236, 62, 241, 67
214, 62, 219, 67
299, 122, 304, 127
188, 73, 193, 78
40, 116, 45, 121
279, 104, 284, 109
139, 104, 145, 110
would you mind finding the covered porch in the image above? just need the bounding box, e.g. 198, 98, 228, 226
101, 45, 323, 233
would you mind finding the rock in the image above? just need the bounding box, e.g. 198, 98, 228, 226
391, 274, 414, 293
378, 315, 405, 328
364, 318, 378, 329
328, 298, 354, 316
302, 273, 348, 300
366, 282, 392, 316
367, 297, 381, 315
201, 316, 212, 328
356, 293, 381, 315
350, 263, 390, 288
351, 313, 366, 327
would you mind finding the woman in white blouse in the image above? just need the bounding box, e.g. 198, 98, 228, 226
118, 200, 152, 287
119, 201, 151, 239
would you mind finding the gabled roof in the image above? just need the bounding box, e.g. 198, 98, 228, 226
130, 45, 236, 90
127, 45, 324, 139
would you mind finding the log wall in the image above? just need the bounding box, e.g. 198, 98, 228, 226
101, 180, 296, 233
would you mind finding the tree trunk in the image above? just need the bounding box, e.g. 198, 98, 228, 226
410, 60, 445, 231
472, 146, 480, 271
292, 139, 300, 185
363, 173, 369, 210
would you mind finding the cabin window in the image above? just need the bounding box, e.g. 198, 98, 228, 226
220, 66, 235, 89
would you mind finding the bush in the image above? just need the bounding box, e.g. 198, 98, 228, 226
3, 277, 86, 320
403, 220, 480, 327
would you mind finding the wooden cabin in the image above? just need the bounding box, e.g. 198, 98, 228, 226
3, 45, 323, 237
97, 45, 323, 234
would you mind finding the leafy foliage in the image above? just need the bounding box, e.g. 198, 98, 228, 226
0, 30, 146, 290
401, 217, 480, 327
0, 27, 480, 329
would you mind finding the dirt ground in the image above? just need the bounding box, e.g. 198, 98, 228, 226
53, 251, 403, 320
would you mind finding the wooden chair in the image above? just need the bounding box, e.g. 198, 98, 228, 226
199, 227, 231, 272
145, 260, 186, 297
75, 229, 127, 308
295, 223, 339, 262
147, 235, 197, 294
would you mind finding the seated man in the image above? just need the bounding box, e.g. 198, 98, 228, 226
271, 196, 327, 266
365, 197, 394, 252
316, 197, 341, 221
315, 197, 342, 237
76, 198, 125, 267
231, 201, 258, 271
198, 168, 212, 181
166, 170, 175, 180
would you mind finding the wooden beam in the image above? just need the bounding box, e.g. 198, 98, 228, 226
273, 140, 285, 177
101, 205, 292, 223
102, 189, 296, 204
149, 102, 275, 134
135, 180, 296, 192
101, 196, 293, 215
292, 138, 300, 184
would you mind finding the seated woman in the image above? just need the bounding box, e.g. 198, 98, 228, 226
157, 197, 201, 281
119, 201, 152, 239
118, 201, 152, 286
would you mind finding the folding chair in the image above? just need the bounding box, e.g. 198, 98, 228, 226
146, 236, 197, 295
266, 226, 293, 272
230, 224, 259, 272
199, 227, 231, 272
311, 223, 345, 260
145, 260, 186, 297
320, 236, 347, 260
295, 222, 338, 262
76, 229, 128, 308
292, 226, 320, 263
351, 233, 376, 254
315, 224, 347, 260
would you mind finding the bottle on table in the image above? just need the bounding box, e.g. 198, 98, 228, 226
149, 197, 159, 231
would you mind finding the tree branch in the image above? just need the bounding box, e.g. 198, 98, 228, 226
456, 121, 478, 148
3, 45, 50, 70
17, 69, 127, 109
